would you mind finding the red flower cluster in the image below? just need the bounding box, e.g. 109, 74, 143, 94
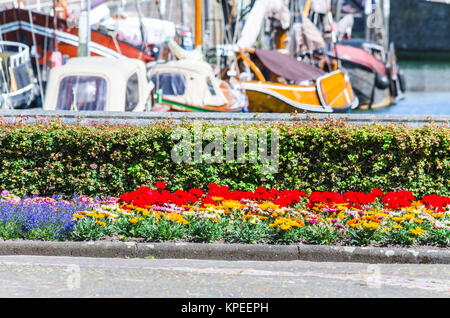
119, 183, 307, 208
118, 183, 449, 212
382, 190, 415, 210
308, 189, 385, 209
119, 185, 198, 208
201, 184, 306, 207
343, 189, 384, 209
422, 194, 450, 212
307, 191, 345, 209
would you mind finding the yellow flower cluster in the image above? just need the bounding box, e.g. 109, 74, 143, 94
269, 217, 304, 230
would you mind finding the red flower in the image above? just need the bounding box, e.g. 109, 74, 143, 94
382, 190, 415, 210
371, 188, 383, 198
155, 181, 166, 190
421, 195, 450, 212
189, 188, 204, 198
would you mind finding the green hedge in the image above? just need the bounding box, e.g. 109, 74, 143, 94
0, 118, 448, 197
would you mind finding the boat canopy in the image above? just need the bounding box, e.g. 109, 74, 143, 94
44, 57, 152, 111
148, 60, 229, 107
331, 44, 387, 76
255, 50, 326, 82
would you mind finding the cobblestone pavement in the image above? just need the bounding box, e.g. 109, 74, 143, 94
0, 255, 448, 297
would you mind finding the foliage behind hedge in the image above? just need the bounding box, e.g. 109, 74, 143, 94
0, 118, 448, 197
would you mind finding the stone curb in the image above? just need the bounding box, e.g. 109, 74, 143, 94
0, 241, 449, 264
0, 110, 449, 127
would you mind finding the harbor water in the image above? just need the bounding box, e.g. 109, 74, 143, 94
354, 60, 450, 115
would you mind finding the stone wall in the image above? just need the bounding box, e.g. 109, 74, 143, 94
390, 0, 450, 52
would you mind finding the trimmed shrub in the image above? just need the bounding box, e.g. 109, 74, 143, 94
0, 118, 448, 197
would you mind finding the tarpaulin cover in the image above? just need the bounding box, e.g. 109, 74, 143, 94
331, 44, 387, 76
255, 49, 326, 82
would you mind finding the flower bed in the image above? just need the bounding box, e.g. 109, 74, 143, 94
1, 184, 449, 246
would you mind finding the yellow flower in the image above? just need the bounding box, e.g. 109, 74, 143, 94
362, 221, 380, 230
392, 224, 403, 229
221, 200, 243, 209
73, 214, 84, 219
393, 217, 403, 223
410, 227, 426, 235
269, 217, 303, 230
337, 212, 347, 220
380, 227, 391, 233
129, 218, 142, 224
403, 214, 414, 221
413, 218, 423, 224
96, 220, 106, 226
259, 202, 280, 211
412, 201, 422, 208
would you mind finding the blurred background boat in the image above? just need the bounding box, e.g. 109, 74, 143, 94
0, 0, 447, 113
0, 40, 40, 108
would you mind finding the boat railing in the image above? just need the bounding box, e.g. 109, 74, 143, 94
0, 40, 36, 109
0, 40, 30, 69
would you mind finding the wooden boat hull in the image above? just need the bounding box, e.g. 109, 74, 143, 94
241, 70, 358, 113
0, 9, 154, 67
162, 82, 248, 113
342, 61, 395, 109
162, 99, 244, 112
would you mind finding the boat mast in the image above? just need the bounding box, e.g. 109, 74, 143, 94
195, 0, 202, 47
382, 0, 390, 50
303, 0, 312, 16
53, 0, 57, 51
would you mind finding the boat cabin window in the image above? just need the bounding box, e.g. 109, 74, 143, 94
56, 76, 107, 111
125, 72, 139, 111
151, 73, 186, 96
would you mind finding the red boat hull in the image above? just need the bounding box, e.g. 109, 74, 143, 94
0, 8, 155, 65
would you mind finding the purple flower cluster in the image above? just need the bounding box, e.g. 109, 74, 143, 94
0, 193, 97, 240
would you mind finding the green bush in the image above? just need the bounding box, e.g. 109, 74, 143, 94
0, 118, 448, 197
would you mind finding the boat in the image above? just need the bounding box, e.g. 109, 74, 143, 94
328, 39, 406, 109
0, 40, 40, 109
43, 57, 160, 112
0, 8, 155, 67
305, 0, 406, 109
215, 0, 358, 113
143, 0, 247, 113
232, 48, 357, 113
148, 58, 248, 113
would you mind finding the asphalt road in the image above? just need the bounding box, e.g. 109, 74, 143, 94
0, 255, 448, 298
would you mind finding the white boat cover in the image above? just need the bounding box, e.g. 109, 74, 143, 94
168, 39, 203, 61
290, 15, 326, 54
101, 16, 176, 46
337, 14, 354, 38
237, 0, 290, 49
311, 0, 328, 14
89, 3, 110, 25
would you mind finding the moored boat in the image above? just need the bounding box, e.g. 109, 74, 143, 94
148, 59, 248, 113
329, 39, 406, 109
233, 49, 358, 113
0, 40, 39, 109
43, 57, 157, 112
0, 8, 155, 66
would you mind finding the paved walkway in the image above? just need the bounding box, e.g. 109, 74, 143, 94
0, 255, 448, 297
